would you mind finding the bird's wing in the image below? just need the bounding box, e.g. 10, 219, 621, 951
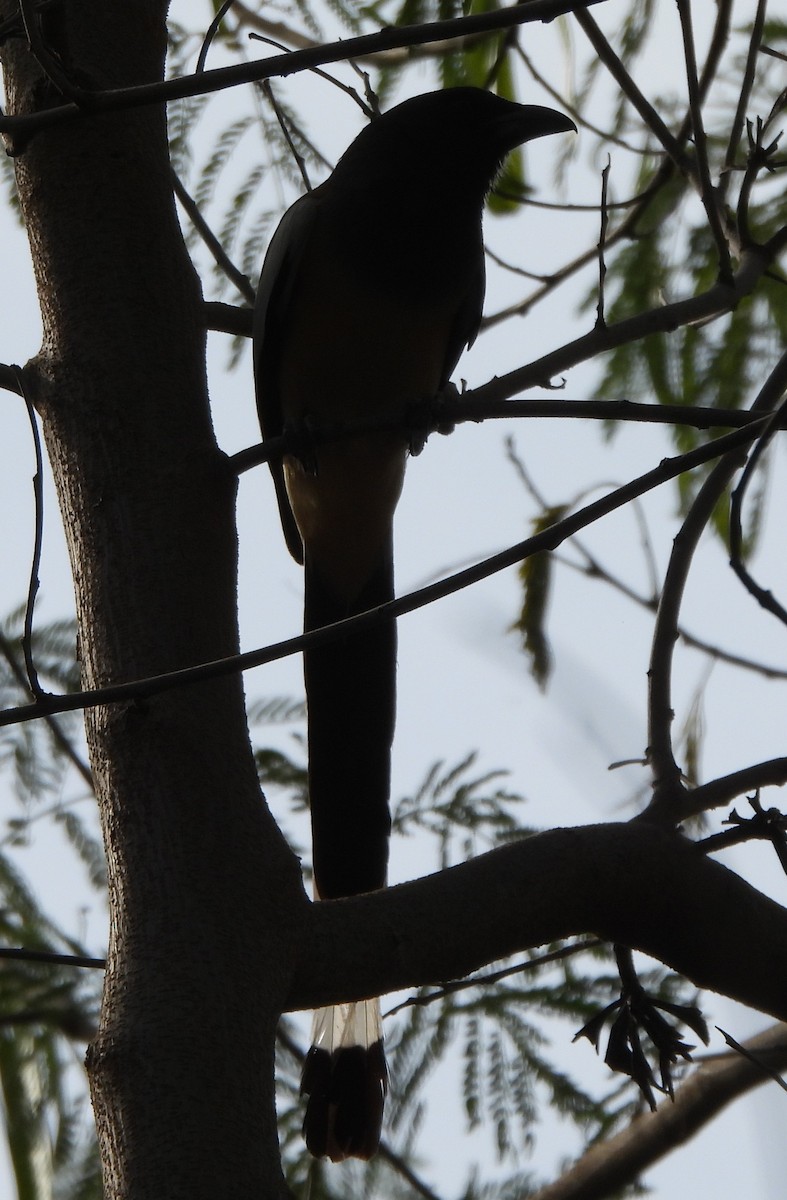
440, 246, 486, 388
253, 191, 321, 564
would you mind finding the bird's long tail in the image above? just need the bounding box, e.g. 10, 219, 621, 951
300, 542, 395, 1160
301, 999, 387, 1161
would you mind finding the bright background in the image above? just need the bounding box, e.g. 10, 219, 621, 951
0, 2, 785, 1195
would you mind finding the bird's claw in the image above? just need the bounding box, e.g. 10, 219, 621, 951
406, 383, 460, 456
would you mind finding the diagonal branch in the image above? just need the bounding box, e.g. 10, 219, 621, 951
171, 169, 255, 304
0, 0, 608, 144
528, 1022, 787, 1200
572, 7, 691, 174
675, 0, 733, 278
0, 418, 766, 729
646, 346, 787, 819
683, 758, 787, 819
479, 244, 779, 402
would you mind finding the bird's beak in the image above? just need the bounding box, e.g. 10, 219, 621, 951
516, 106, 578, 143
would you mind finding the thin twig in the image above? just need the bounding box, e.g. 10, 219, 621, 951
721, 0, 767, 200
170, 169, 255, 304
596, 157, 610, 328
490, 0, 734, 331
675, 0, 733, 280
14, 366, 44, 700
645, 348, 787, 822
717, 1026, 787, 1094
237, 0, 512, 69
572, 8, 692, 174
248, 31, 373, 117
196, 0, 237, 74
384, 939, 602, 1017
504, 438, 787, 681
0, 630, 94, 787
0, 946, 105, 969
481, 244, 777, 402
0, 0, 609, 146
261, 81, 311, 191
728, 394, 787, 625
0, 419, 768, 730
516, 43, 646, 154
737, 118, 785, 249
557, 550, 787, 680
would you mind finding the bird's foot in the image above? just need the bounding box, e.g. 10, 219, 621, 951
406, 382, 461, 456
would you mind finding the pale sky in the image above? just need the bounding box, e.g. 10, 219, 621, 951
0, 2, 785, 1195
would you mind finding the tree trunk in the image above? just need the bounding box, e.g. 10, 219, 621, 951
1, 4, 305, 1196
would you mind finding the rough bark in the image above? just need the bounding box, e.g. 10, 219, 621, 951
1, 4, 304, 1198
3, 6, 787, 1199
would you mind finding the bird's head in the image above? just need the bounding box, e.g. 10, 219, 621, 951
332, 87, 576, 202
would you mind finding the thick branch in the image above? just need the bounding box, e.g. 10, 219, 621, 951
530, 1022, 787, 1200
685, 758, 787, 817
288, 823, 787, 1024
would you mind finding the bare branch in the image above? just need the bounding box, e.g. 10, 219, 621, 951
289, 823, 787, 1023
572, 8, 692, 174
528, 1022, 787, 1200
0, 0, 607, 145
480, 245, 774, 399
0, 419, 765, 729
675, 0, 733, 278
171, 169, 255, 304
683, 759, 787, 819
230, 395, 767, 477
0, 362, 25, 395
722, 0, 768, 198
646, 348, 787, 821
0, 630, 94, 788
13, 365, 44, 699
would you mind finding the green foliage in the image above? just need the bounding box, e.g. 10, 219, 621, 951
581, 23, 787, 541
273, 747, 709, 1195
0, 611, 87, 813
0, 589, 726, 1200
0, 611, 102, 1198
512, 506, 568, 690
0, 847, 101, 1200
2, 1, 784, 1194
172, 0, 556, 314
573, 0, 659, 144
392, 754, 526, 868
